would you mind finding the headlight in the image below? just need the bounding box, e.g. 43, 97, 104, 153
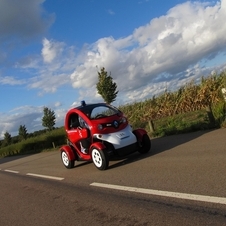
98, 124, 103, 130
121, 117, 127, 123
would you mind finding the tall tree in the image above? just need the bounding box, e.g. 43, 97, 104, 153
18, 125, 28, 141
96, 67, 119, 104
4, 131, 12, 146
42, 107, 56, 131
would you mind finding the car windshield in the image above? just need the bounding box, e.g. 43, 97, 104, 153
90, 105, 119, 119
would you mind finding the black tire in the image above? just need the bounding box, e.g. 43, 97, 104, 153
91, 147, 109, 170
138, 134, 151, 154
61, 150, 74, 169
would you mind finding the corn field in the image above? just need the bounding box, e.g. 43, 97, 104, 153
119, 71, 226, 131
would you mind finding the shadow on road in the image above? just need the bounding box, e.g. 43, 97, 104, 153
150, 129, 214, 155
0, 155, 30, 165
0, 151, 57, 165
108, 129, 215, 170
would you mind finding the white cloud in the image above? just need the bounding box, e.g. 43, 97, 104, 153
25, 38, 75, 94
0, 75, 25, 85
0, 0, 56, 96
108, 9, 115, 15
41, 38, 64, 63
54, 102, 62, 107
28, 73, 70, 95
69, 0, 226, 103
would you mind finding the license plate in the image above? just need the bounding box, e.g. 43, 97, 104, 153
116, 132, 128, 139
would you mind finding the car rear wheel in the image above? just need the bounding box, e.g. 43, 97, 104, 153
91, 147, 109, 170
138, 134, 151, 154
61, 150, 74, 169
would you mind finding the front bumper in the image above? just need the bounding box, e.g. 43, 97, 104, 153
113, 142, 138, 156
94, 125, 137, 150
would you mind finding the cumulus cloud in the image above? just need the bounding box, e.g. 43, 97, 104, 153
27, 38, 75, 94
70, 36, 133, 89
0, 0, 55, 69
42, 38, 64, 63
69, 0, 226, 102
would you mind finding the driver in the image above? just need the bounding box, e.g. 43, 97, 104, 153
78, 115, 88, 128
78, 115, 90, 154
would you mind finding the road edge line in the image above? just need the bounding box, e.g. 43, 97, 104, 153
4, 169, 19, 174
90, 182, 226, 205
26, 173, 64, 181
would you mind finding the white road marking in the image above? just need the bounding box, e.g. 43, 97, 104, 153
4, 169, 19, 174
26, 173, 64, 181
1, 169, 64, 181
90, 182, 226, 205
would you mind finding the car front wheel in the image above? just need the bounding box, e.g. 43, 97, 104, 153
91, 147, 109, 170
61, 150, 74, 169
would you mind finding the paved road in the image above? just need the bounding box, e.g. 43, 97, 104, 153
0, 128, 226, 225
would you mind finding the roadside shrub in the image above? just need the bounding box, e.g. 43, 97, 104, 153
212, 101, 226, 126
151, 110, 211, 137
0, 127, 66, 157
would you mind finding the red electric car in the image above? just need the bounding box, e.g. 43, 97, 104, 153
60, 101, 151, 170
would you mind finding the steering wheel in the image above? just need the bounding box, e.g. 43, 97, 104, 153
95, 114, 106, 119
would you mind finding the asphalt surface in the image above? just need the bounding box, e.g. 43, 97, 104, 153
0, 128, 226, 225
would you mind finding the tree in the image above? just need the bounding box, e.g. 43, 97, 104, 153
96, 67, 119, 104
18, 125, 28, 141
4, 131, 12, 146
42, 107, 56, 131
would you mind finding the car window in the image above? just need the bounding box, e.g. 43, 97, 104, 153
90, 106, 118, 119
78, 115, 89, 128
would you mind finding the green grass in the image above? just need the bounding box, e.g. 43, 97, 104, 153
150, 110, 211, 137
0, 128, 66, 157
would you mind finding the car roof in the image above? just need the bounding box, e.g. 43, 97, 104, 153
73, 103, 109, 116
76, 103, 107, 111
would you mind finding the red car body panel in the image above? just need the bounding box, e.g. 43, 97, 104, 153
133, 128, 147, 142
60, 145, 76, 161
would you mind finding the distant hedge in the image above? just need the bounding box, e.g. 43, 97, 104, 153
0, 128, 66, 157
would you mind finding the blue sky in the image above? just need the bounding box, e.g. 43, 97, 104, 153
1, 0, 226, 138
